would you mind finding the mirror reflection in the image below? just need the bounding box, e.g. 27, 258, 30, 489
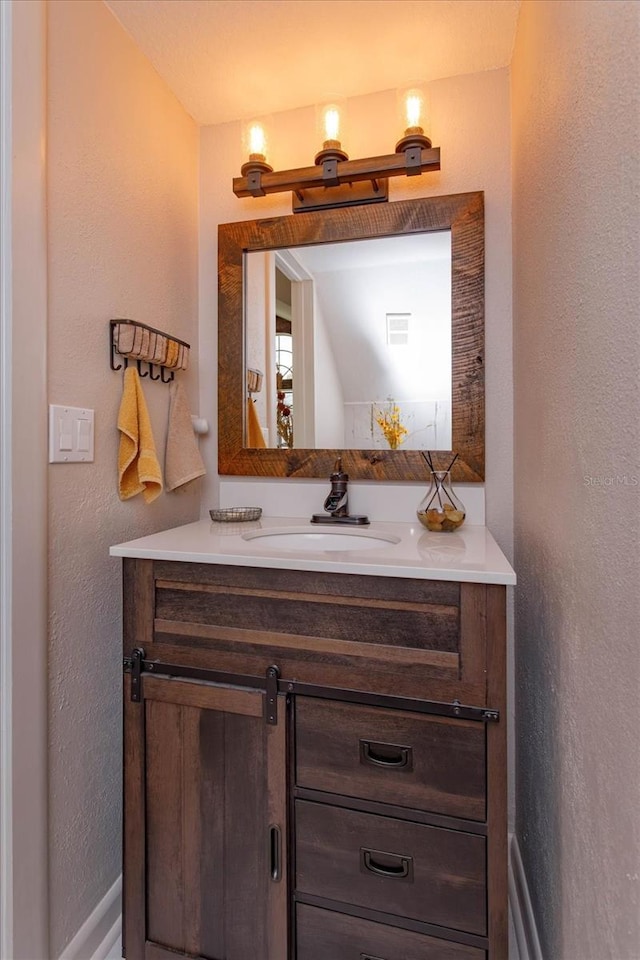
245, 231, 452, 452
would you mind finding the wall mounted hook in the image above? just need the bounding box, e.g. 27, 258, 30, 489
110, 319, 188, 383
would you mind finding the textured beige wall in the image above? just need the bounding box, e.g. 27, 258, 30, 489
512, 2, 640, 957
47, 1, 200, 953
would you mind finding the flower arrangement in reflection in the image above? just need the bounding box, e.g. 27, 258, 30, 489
373, 399, 408, 450
276, 391, 293, 448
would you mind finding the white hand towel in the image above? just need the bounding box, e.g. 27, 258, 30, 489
165, 380, 206, 491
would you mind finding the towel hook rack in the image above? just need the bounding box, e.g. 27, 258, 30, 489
247, 367, 263, 397
110, 318, 191, 383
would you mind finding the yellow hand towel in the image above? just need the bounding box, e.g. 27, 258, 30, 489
165, 380, 206, 491
246, 397, 267, 448
117, 366, 163, 502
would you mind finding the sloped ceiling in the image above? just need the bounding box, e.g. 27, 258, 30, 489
104, 0, 520, 125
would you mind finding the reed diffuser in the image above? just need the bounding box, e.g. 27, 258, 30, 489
417, 452, 466, 532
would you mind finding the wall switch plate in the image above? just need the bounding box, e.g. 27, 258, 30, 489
49, 405, 95, 463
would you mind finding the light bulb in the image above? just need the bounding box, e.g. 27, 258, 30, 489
315, 99, 348, 164
323, 106, 341, 143
395, 84, 431, 154
405, 92, 423, 130
241, 117, 272, 164
240, 116, 273, 178
248, 123, 266, 158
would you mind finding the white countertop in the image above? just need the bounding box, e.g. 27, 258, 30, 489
110, 517, 516, 585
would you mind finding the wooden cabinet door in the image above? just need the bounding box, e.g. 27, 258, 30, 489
124, 675, 288, 960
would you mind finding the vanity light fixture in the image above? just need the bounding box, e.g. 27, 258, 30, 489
233, 87, 440, 213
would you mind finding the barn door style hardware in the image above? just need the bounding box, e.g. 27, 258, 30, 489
124, 647, 146, 702
265, 665, 280, 725
122, 654, 499, 723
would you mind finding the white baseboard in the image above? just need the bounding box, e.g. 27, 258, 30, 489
58, 875, 122, 960
95, 917, 122, 960
509, 833, 543, 960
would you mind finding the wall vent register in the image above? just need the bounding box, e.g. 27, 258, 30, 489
386, 312, 411, 346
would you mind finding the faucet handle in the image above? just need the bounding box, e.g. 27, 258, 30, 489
331, 457, 347, 480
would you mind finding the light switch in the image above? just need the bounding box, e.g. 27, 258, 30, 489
76, 418, 91, 452
59, 419, 73, 451
49, 405, 95, 463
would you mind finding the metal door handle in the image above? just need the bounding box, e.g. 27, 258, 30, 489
269, 824, 282, 882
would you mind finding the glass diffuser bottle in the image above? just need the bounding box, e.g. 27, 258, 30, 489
417, 469, 466, 532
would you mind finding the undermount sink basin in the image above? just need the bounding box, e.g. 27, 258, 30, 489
241, 527, 401, 552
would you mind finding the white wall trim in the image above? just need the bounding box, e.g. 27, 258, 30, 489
96, 919, 122, 960
509, 832, 544, 960
1, 2, 49, 957
59, 875, 122, 960
0, 1, 14, 952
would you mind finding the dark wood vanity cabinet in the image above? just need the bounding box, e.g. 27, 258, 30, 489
122, 558, 507, 960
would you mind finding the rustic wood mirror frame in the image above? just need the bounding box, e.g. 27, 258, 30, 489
218, 191, 484, 482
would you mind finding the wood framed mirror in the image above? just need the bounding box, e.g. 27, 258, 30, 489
218, 192, 484, 482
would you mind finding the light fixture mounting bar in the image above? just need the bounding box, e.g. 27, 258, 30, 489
291, 179, 390, 213
232, 146, 441, 203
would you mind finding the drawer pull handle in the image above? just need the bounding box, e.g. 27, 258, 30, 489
361, 955, 387, 960
360, 847, 414, 882
359, 739, 413, 771
269, 824, 282, 882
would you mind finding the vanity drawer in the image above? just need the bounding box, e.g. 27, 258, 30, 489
295, 801, 487, 936
296, 698, 486, 821
154, 563, 459, 643
296, 903, 486, 960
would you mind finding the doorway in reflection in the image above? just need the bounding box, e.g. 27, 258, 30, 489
275, 268, 294, 448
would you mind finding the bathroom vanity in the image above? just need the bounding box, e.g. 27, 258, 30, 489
112, 518, 515, 960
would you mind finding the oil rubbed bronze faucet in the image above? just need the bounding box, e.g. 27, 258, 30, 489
311, 458, 369, 526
